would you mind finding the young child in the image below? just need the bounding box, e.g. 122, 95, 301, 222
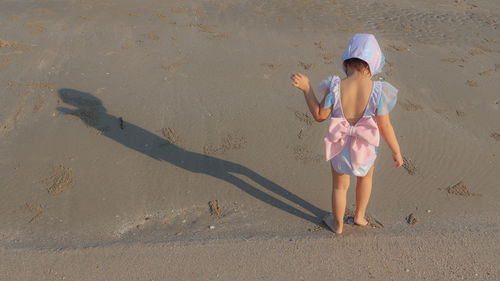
291, 34, 403, 234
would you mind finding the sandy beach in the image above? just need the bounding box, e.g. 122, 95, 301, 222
1, 0, 499, 279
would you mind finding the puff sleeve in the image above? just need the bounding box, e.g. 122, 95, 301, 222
377, 81, 398, 115
318, 76, 335, 109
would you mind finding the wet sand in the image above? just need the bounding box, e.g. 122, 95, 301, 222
1, 0, 499, 279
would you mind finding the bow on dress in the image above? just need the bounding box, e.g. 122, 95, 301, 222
324, 117, 380, 171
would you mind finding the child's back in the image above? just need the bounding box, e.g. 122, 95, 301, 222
339, 74, 373, 125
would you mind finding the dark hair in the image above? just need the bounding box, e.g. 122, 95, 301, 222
343, 58, 370, 75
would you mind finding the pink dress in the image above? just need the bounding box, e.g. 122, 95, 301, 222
319, 75, 398, 176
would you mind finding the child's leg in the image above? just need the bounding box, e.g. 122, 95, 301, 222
354, 163, 375, 226
325, 163, 350, 234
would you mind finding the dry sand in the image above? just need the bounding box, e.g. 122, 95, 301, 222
0, 0, 499, 279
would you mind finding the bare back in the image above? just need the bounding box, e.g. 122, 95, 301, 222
339, 76, 374, 125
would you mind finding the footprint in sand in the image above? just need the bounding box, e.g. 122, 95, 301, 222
316, 53, 336, 64
142, 31, 160, 40
160, 127, 183, 147
170, 7, 190, 14
0, 39, 25, 67
0, 39, 14, 48
24, 18, 54, 35
479, 69, 494, 76
469, 46, 492, 56
70, 108, 100, 126
92, 126, 111, 136
314, 41, 326, 50
402, 156, 418, 176
397, 99, 422, 111
208, 200, 222, 217
344, 208, 384, 228
162, 61, 187, 73
80, 15, 98, 21
32, 94, 46, 113
288, 107, 314, 125
385, 43, 408, 52
443, 180, 481, 197
440, 58, 467, 63
455, 110, 466, 117
292, 144, 322, 164
184, 23, 229, 40
32, 8, 55, 16
298, 61, 314, 70
203, 134, 247, 155
260, 63, 282, 70
155, 13, 167, 18
466, 80, 479, 87
0, 106, 25, 139
19, 203, 44, 223
490, 132, 500, 141
43, 164, 74, 195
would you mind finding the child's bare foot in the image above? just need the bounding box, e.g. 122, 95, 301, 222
322, 213, 342, 234
353, 217, 369, 227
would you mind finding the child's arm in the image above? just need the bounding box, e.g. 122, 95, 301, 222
376, 113, 403, 167
291, 73, 332, 122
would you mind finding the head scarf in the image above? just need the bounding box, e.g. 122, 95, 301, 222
341, 34, 385, 76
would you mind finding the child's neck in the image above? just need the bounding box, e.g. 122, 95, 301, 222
346, 69, 371, 81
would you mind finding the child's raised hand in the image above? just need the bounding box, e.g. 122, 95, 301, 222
291, 73, 311, 93
392, 152, 403, 168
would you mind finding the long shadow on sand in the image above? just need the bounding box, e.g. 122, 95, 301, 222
57, 89, 326, 225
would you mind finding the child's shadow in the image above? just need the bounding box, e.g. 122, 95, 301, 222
57, 89, 326, 225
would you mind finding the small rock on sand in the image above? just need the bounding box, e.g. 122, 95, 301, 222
406, 213, 418, 225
